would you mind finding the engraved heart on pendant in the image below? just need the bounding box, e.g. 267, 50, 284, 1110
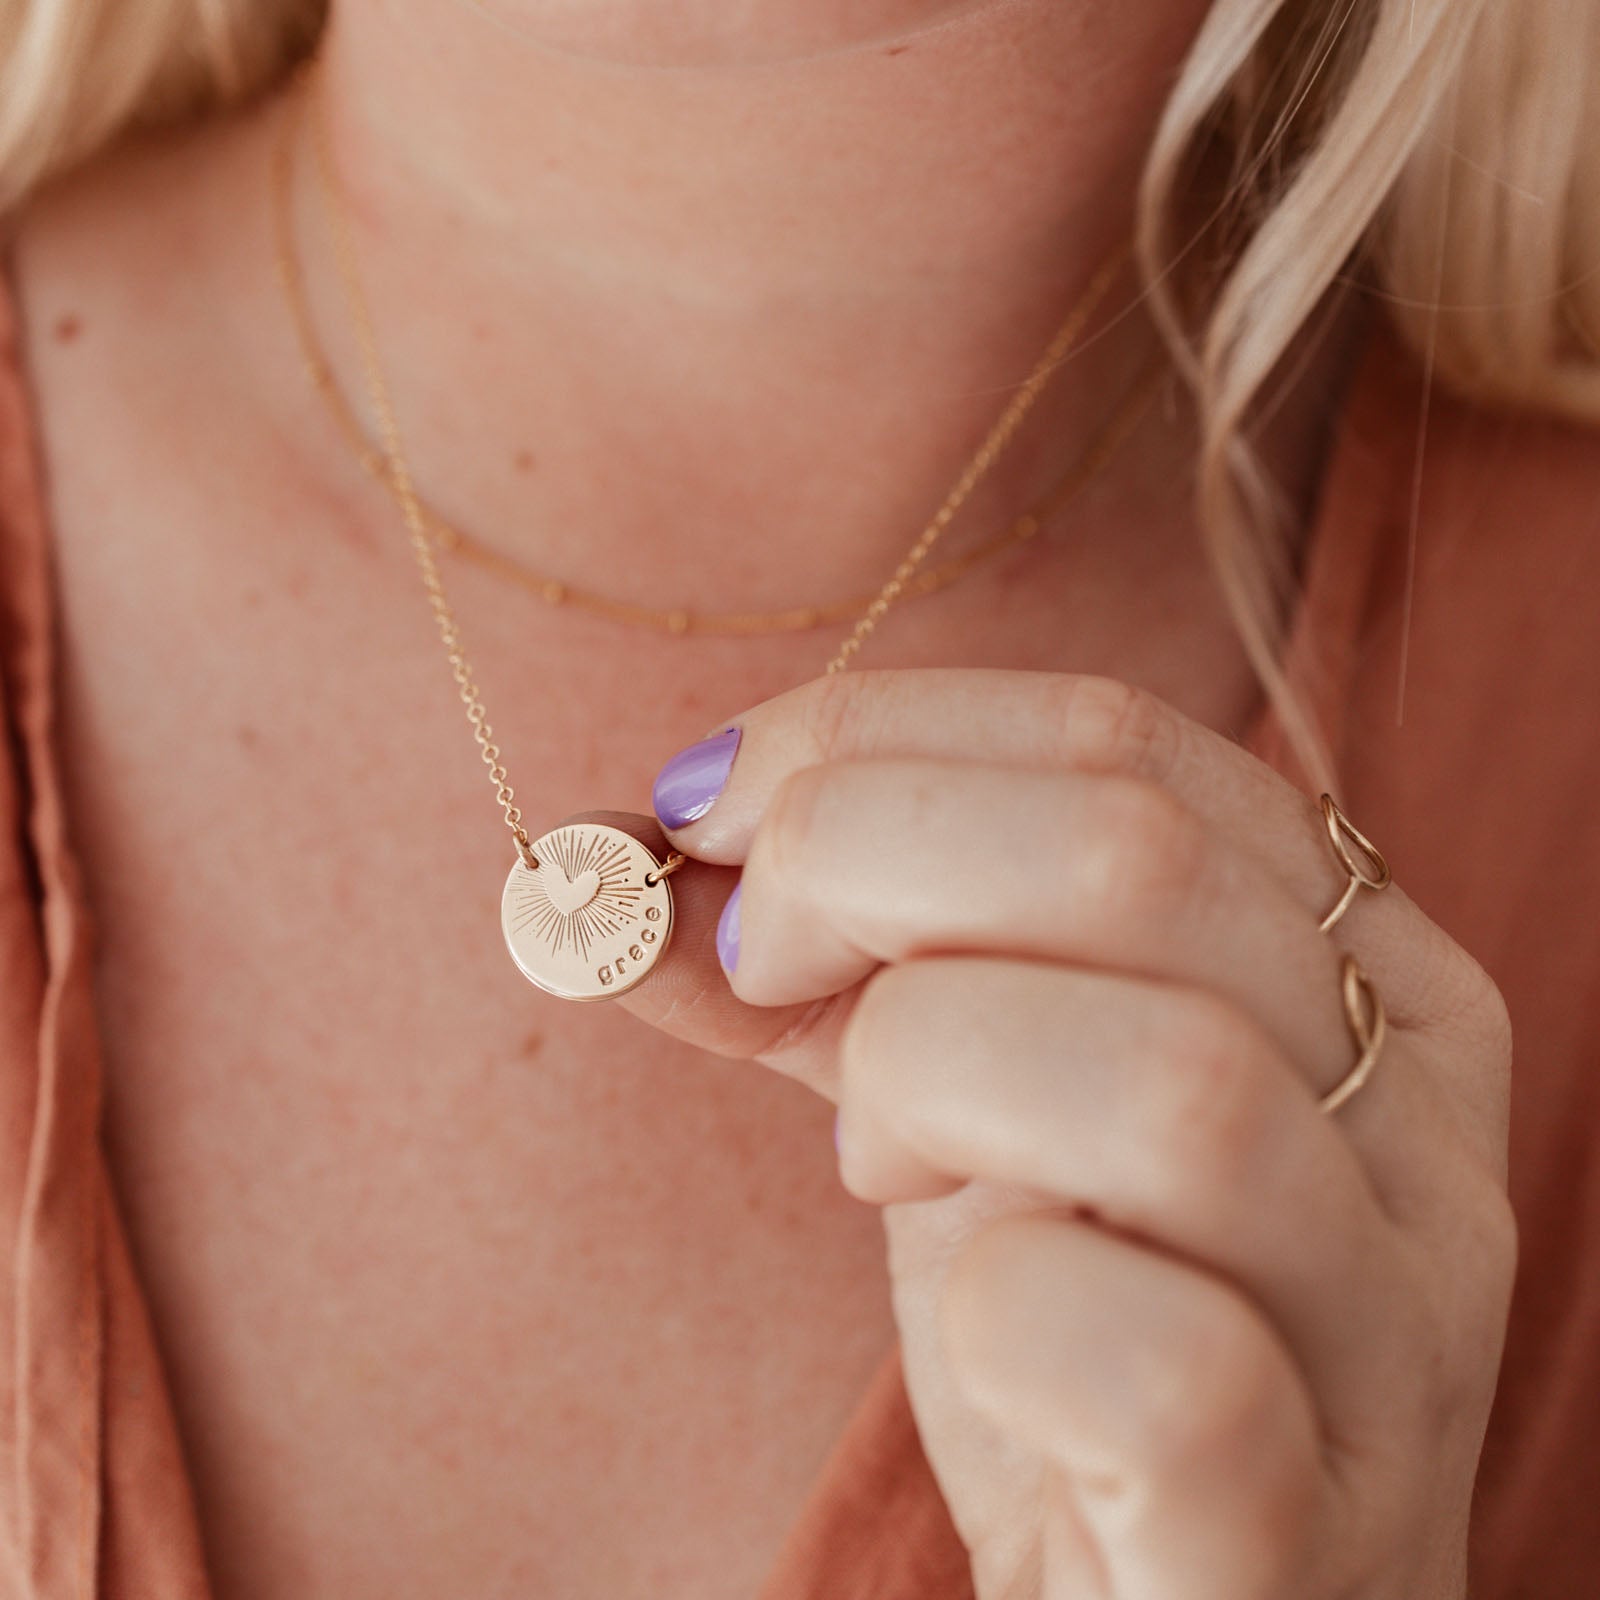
543, 866, 601, 915
504, 823, 675, 1002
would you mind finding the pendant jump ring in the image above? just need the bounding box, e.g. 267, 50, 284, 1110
515, 832, 539, 870
644, 852, 687, 888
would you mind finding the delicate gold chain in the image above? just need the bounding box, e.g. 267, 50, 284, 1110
819, 248, 1128, 675
289, 82, 538, 867
275, 187, 1135, 641
276, 62, 1157, 865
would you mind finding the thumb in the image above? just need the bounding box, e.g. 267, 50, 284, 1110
557, 810, 850, 1096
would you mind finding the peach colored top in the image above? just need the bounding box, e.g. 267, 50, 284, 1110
2, 261, 1599, 1597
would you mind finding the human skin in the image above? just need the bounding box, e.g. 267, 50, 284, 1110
623, 670, 1515, 1596
10, 0, 1513, 1595
306, 0, 1220, 604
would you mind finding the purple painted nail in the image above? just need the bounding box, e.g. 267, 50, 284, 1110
716, 881, 742, 974
652, 725, 742, 830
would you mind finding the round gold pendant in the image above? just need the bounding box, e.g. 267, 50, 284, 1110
501, 823, 674, 1001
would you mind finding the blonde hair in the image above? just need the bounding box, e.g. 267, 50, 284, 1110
1, 0, 1596, 795
1138, 0, 1600, 792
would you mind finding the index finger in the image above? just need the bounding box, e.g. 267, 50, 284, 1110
648, 668, 1464, 1029
656, 669, 1284, 855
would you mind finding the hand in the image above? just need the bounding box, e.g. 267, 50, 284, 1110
616, 668, 1516, 1600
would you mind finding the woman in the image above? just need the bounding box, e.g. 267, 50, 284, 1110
1, 1, 1596, 1596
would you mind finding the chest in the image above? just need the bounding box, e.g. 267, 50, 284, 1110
37, 361, 1268, 1598
45, 499, 902, 1596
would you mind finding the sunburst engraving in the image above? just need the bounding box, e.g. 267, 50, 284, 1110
502, 822, 675, 1001
509, 827, 644, 960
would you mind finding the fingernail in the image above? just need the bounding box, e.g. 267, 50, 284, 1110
652, 725, 742, 830
716, 881, 742, 974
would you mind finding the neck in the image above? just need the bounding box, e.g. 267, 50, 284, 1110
295, 0, 1210, 604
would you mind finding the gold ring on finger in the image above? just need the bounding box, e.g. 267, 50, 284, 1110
1318, 954, 1387, 1115
1316, 793, 1392, 934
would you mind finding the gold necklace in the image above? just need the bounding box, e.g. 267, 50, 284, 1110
277, 64, 1158, 1003
275, 194, 1154, 637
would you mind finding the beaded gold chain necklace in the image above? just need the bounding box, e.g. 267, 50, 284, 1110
270, 62, 1161, 1002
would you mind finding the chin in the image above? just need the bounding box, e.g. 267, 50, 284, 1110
460, 0, 1005, 67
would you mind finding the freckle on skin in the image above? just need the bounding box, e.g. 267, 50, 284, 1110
513, 448, 536, 473
884, 43, 910, 56
236, 725, 259, 749
518, 1029, 544, 1058
53, 313, 82, 343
